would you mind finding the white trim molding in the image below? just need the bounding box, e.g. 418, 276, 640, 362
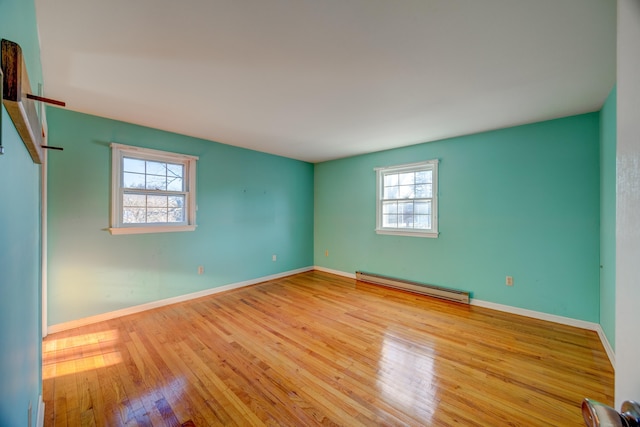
41, 149, 48, 338
47, 266, 313, 334
314, 266, 615, 368
36, 395, 44, 427
108, 225, 197, 235
595, 324, 616, 370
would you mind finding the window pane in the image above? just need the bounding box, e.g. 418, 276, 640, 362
123, 159, 185, 192
415, 185, 427, 198
399, 172, 414, 185
146, 161, 167, 176
147, 208, 168, 223
382, 201, 397, 214
123, 157, 145, 173
123, 208, 146, 224
384, 186, 398, 199
424, 184, 433, 198
147, 195, 167, 207
168, 195, 184, 208
146, 174, 167, 190
167, 177, 183, 192
398, 201, 413, 214
415, 201, 431, 215
168, 208, 184, 223
123, 172, 145, 189
123, 193, 146, 207
398, 214, 414, 228
167, 163, 184, 178
398, 185, 414, 199
383, 214, 398, 227
122, 206, 186, 224
415, 171, 428, 184
398, 201, 414, 228
384, 173, 398, 186
414, 215, 431, 229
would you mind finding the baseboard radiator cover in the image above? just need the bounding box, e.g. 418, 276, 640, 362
355, 271, 470, 304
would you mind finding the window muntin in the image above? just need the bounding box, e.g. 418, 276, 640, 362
376, 160, 438, 238
110, 143, 198, 235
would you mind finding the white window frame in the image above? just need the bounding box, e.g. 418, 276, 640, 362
109, 143, 198, 235
375, 159, 439, 238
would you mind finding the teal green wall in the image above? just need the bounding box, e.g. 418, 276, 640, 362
46, 108, 314, 325
599, 87, 616, 349
315, 114, 600, 322
0, 0, 44, 425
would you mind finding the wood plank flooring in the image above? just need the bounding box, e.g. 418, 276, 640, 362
43, 270, 613, 426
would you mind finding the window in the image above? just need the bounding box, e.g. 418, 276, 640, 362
375, 160, 438, 238
110, 143, 198, 235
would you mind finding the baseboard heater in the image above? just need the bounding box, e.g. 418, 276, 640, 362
355, 271, 470, 304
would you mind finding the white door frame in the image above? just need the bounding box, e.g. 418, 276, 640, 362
41, 99, 48, 338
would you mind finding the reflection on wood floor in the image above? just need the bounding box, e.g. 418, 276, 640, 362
43, 270, 613, 426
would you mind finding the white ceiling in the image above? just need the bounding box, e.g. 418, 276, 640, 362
35, 0, 615, 163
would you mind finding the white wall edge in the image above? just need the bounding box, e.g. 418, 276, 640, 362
314, 266, 615, 367
36, 395, 44, 427
41, 150, 48, 339
47, 266, 313, 334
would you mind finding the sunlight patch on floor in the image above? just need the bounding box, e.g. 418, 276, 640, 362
43, 329, 122, 380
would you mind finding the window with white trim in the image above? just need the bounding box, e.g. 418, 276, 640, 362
375, 160, 438, 238
110, 143, 198, 235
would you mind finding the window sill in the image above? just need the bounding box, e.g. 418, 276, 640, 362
376, 229, 439, 238
108, 225, 197, 235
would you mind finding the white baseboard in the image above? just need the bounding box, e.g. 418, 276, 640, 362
47, 265, 617, 370
594, 324, 616, 370
36, 395, 44, 427
471, 299, 615, 368
314, 266, 616, 368
47, 266, 313, 334
313, 266, 356, 279
470, 299, 599, 330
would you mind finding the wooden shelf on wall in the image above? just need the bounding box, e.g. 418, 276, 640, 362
1, 38, 45, 164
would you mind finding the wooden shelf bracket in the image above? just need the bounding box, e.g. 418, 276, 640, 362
1, 39, 66, 163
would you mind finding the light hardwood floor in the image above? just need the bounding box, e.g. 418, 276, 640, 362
43, 271, 613, 426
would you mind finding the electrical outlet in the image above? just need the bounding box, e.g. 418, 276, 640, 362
506, 276, 514, 286
325, 250, 329, 257
198, 266, 204, 275
272, 254, 277, 262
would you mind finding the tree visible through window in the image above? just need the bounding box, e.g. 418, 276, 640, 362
376, 160, 438, 238
110, 143, 198, 235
